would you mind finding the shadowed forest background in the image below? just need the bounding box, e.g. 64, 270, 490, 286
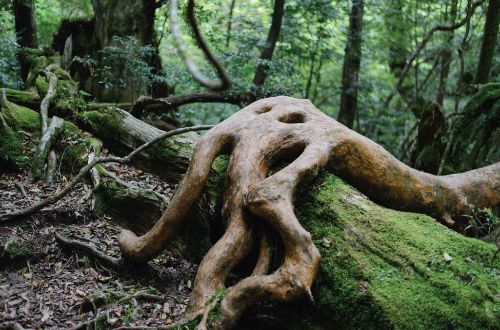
0, 0, 499, 329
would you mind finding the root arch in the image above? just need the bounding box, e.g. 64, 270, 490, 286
118, 96, 500, 328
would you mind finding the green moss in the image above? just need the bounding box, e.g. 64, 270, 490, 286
0, 125, 29, 170
35, 75, 49, 96
77, 109, 124, 140
461, 83, 500, 117
0, 102, 40, 170
293, 173, 499, 329
53, 79, 85, 116
4, 240, 32, 258
8, 103, 41, 132
446, 84, 500, 172
25, 55, 48, 87
5, 88, 39, 105
58, 122, 102, 173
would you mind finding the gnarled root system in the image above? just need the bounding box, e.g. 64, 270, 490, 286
118, 96, 500, 329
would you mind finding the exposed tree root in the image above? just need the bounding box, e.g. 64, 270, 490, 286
55, 232, 125, 270
118, 96, 500, 329
30, 69, 60, 182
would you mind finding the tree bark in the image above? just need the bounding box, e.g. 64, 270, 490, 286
77, 106, 199, 183
130, 92, 245, 118
12, 0, 37, 81
337, 0, 364, 129
436, 0, 458, 106
91, 0, 156, 48
475, 0, 500, 83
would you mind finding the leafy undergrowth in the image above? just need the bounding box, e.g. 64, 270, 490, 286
0, 168, 196, 329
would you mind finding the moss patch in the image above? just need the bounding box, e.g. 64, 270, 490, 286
0, 102, 40, 170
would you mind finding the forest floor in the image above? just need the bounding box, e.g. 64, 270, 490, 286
0, 165, 197, 329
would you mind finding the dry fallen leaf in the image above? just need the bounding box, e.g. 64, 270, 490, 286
41, 308, 53, 323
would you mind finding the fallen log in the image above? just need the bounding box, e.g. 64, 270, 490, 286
77, 106, 199, 183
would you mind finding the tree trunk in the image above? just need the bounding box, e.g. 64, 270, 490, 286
77, 106, 199, 183
445, 83, 500, 173
436, 0, 458, 106
410, 101, 446, 173
475, 0, 500, 84
337, 0, 364, 129
226, 0, 237, 48
91, 0, 156, 49
12, 0, 37, 82
253, 0, 285, 86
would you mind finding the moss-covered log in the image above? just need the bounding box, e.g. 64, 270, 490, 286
77, 106, 198, 182
292, 173, 499, 329
0, 100, 212, 260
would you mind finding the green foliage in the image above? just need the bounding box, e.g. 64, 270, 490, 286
35, 0, 93, 48
93, 36, 166, 103
0, 10, 21, 88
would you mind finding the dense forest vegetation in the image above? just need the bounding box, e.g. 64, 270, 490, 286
0, 0, 499, 329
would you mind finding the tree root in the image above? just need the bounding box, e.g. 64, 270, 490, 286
118, 96, 500, 328
55, 232, 125, 269
30, 69, 60, 182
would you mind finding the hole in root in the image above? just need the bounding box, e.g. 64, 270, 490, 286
256, 105, 273, 114
278, 112, 306, 124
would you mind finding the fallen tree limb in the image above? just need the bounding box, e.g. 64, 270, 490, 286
30, 116, 64, 181
130, 92, 244, 118
77, 107, 203, 182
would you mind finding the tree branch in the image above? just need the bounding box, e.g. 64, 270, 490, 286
131, 92, 245, 117
170, 0, 231, 90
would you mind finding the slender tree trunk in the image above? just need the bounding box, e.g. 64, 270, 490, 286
226, 0, 236, 48
436, 0, 458, 106
12, 0, 37, 49
337, 0, 364, 129
475, 0, 500, 83
305, 35, 321, 99
13, 0, 37, 82
253, 0, 285, 86
385, 0, 409, 98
